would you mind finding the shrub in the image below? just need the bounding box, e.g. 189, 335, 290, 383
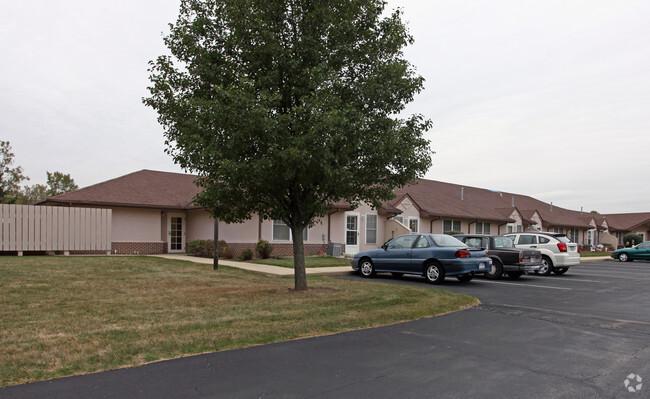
217, 240, 229, 258
186, 239, 214, 258
445, 230, 464, 235
240, 248, 253, 261
623, 233, 644, 247
255, 240, 274, 259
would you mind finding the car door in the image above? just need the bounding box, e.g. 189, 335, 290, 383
374, 235, 416, 271
635, 242, 650, 260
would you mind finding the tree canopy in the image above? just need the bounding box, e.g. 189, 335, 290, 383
1, 140, 28, 203
144, 0, 433, 290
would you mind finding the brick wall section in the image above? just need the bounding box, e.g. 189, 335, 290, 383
225, 243, 329, 258
111, 242, 167, 255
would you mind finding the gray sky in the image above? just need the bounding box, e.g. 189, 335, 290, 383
2, 0, 649, 213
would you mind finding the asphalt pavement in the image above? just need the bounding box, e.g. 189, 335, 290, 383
2, 260, 649, 398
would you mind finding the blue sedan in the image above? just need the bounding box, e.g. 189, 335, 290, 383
350, 234, 492, 284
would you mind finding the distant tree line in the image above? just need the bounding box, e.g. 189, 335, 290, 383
0, 140, 78, 204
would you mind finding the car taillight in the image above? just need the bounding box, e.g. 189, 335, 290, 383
519, 252, 523, 262
557, 243, 567, 252
455, 249, 471, 258
486, 250, 489, 256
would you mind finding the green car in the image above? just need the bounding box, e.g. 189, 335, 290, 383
611, 241, 650, 262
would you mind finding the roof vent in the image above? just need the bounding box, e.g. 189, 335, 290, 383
511, 196, 515, 207
461, 187, 464, 200
550, 202, 553, 212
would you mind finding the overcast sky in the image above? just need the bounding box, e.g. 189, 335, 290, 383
2, 0, 649, 214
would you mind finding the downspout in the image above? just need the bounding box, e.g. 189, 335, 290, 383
498, 222, 508, 235
467, 220, 476, 234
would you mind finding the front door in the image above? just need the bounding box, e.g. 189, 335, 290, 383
168, 214, 186, 253
345, 212, 360, 255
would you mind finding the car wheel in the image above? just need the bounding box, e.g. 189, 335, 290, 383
456, 273, 473, 283
391, 272, 403, 278
506, 271, 523, 279
484, 259, 503, 280
619, 253, 629, 262
537, 256, 553, 276
424, 262, 445, 284
359, 258, 376, 278
553, 267, 568, 275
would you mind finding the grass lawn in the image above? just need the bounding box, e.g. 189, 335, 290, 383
579, 251, 612, 257
0, 256, 477, 387
249, 255, 350, 268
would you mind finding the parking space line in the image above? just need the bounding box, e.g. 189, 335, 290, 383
478, 280, 571, 290
548, 278, 601, 283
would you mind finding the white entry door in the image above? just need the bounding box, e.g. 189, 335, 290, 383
168, 214, 186, 253
345, 212, 360, 255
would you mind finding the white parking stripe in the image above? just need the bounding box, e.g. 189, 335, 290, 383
478, 280, 571, 290
549, 278, 601, 283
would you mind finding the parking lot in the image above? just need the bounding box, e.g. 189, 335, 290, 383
3, 260, 649, 398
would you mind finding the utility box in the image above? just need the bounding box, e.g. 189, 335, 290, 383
327, 242, 342, 257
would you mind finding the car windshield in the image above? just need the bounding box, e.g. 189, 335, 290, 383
494, 236, 515, 248
431, 234, 466, 247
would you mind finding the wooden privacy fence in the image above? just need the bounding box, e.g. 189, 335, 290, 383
0, 204, 112, 254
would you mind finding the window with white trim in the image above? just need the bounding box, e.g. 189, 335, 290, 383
443, 220, 461, 233
476, 222, 491, 234
272, 220, 308, 242
408, 217, 419, 233
365, 214, 377, 244
568, 229, 578, 243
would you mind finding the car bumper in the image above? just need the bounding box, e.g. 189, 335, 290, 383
350, 258, 359, 271
554, 253, 581, 267
504, 262, 543, 272
441, 257, 492, 276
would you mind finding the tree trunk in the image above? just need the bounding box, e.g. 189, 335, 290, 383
213, 217, 219, 270
291, 224, 308, 291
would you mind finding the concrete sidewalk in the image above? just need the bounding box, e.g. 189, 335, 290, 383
153, 254, 354, 276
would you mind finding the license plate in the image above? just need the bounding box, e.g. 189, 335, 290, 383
479, 262, 486, 269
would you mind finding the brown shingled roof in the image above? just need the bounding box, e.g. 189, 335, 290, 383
40, 170, 202, 210
600, 213, 650, 232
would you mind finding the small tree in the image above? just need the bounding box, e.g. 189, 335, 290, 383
0, 141, 28, 203
145, 0, 433, 291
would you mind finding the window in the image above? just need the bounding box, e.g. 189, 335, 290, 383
443, 220, 461, 233
552, 227, 564, 234
365, 214, 377, 244
409, 217, 419, 233
516, 225, 523, 232
539, 236, 550, 244
393, 216, 404, 224
272, 220, 308, 242
387, 235, 415, 249
415, 235, 430, 248
476, 222, 491, 234
568, 229, 579, 243
518, 235, 537, 245
507, 225, 514, 234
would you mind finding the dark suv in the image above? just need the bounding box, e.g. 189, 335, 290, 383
454, 234, 543, 279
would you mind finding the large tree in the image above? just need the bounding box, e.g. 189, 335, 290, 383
0, 140, 28, 203
145, 0, 433, 291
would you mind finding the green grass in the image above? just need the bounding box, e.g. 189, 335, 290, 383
249, 255, 350, 268
0, 256, 477, 387
579, 251, 612, 257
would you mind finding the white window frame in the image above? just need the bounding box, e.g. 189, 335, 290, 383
272, 220, 308, 242
443, 220, 462, 233
476, 221, 491, 234
408, 217, 420, 233
365, 214, 378, 244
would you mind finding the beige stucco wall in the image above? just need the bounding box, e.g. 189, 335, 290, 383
112, 208, 163, 242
